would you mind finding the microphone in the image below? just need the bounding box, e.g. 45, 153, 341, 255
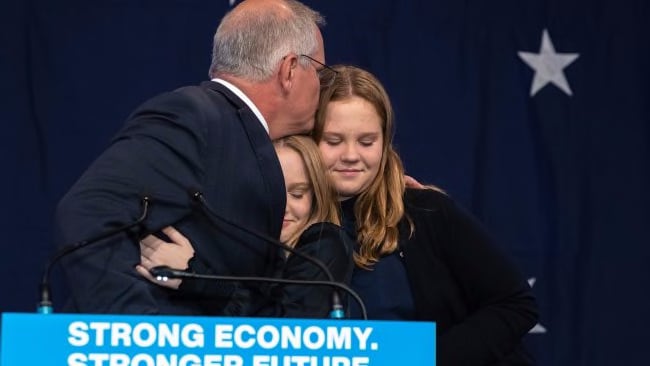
38, 196, 150, 314
190, 191, 366, 319
149, 265, 366, 320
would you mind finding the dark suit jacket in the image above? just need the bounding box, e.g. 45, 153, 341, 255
56, 81, 286, 314
400, 188, 538, 365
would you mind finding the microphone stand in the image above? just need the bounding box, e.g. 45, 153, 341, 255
150, 266, 367, 320
37, 197, 150, 314
190, 191, 366, 319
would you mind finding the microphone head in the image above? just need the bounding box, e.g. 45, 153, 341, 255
188, 189, 203, 201
149, 265, 175, 281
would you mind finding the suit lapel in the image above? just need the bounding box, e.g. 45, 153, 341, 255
202, 81, 285, 241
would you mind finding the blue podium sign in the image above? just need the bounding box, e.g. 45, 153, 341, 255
1, 313, 435, 366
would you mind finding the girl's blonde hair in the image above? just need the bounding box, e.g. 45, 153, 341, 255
314, 65, 413, 268
273, 135, 340, 248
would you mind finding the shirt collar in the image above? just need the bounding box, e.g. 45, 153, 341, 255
211, 78, 269, 135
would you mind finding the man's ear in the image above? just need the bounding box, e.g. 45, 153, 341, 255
279, 54, 299, 91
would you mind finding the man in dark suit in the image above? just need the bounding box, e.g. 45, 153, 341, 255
56, 0, 330, 315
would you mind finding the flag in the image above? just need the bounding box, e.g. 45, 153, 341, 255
314, 1, 650, 364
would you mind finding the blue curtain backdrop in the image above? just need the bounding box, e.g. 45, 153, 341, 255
2, 1, 649, 365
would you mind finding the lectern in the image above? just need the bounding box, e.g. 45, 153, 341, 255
1, 313, 435, 365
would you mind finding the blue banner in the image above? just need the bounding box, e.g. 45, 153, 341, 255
1, 313, 435, 366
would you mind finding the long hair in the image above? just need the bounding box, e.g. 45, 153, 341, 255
313, 65, 412, 268
209, 0, 325, 81
274, 135, 340, 248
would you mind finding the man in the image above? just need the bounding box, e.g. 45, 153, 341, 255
56, 0, 329, 314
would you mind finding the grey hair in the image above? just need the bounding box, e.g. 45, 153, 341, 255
209, 0, 325, 81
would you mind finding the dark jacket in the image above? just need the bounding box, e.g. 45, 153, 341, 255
264, 222, 355, 318
178, 222, 355, 318
399, 188, 538, 365
56, 81, 285, 315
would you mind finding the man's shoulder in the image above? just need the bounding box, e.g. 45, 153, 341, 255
130, 82, 236, 119
168, 82, 230, 105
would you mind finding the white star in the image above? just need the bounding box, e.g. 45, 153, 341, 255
527, 277, 547, 334
229, 0, 236, 6
518, 29, 579, 97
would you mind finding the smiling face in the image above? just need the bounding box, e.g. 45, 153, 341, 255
318, 96, 384, 200
276, 145, 313, 243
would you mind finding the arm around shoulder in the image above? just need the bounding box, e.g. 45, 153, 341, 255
56, 88, 212, 313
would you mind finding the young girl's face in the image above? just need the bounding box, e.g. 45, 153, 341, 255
318, 96, 384, 200
276, 146, 313, 243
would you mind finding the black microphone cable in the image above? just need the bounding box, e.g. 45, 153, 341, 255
190, 191, 367, 320
149, 265, 366, 320
37, 196, 150, 314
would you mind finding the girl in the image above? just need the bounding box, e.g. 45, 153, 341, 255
314, 65, 538, 365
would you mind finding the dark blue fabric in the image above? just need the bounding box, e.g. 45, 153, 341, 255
349, 252, 415, 320
340, 198, 415, 320
2, 0, 650, 364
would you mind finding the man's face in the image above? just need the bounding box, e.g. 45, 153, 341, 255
278, 29, 325, 137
